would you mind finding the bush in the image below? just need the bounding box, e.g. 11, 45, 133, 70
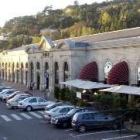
98, 94, 114, 109
113, 96, 127, 109
77, 100, 88, 107
54, 86, 60, 100
59, 88, 66, 101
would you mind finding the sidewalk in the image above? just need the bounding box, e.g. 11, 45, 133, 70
2, 81, 45, 98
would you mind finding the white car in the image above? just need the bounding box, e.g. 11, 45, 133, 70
6, 93, 32, 109
18, 97, 51, 111
44, 105, 74, 121
0, 89, 17, 100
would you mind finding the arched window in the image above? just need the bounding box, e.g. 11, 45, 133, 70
64, 62, 69, 82
21, 63, 24, 83
36, 62, 40, 69
21, 63, 23, 69
30, 62, 34, 82
54, 62, 59, 84
12, 63, 15, 82
26, 63, 28, 68
104, 62, 112, 83
44, 62, 49, 89
17, 63, 19, 68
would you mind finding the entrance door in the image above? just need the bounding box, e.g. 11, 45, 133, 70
25, 71, 28, 85
37, 74, 40, 90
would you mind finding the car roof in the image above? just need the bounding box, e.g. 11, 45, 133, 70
57, 105, 74, 108
75, 111, 99, 116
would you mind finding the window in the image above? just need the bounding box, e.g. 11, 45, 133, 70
38, 98, 46, 102
60, 108, 67, 113
29, 98, 37, 103
82, 113, 92, 120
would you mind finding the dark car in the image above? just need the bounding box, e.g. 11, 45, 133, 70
51, 108, 97, 128
71, 112, 120, 133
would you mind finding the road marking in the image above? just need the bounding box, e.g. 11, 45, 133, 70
102, 134, 138, 140
0, 115, 12, 122
65, 129, 74, 132
29, 112, 42, 119
11, 114, 22, 120
70, 129, 126, 138
37, 111, 45, 115
20, 113, 32, 119
2, 137, 7, 140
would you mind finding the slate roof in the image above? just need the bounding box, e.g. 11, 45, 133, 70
91, 36, 140, 49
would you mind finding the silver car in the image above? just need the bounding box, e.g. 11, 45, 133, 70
44, 105, 74, 121
6, 93, 31, 109
18, 97, 50, 111
0, 89, 17, 100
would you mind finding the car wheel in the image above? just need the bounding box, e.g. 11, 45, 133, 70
62, 122, 68, 128
26, 106, 32, 111
79, 125, 86, 133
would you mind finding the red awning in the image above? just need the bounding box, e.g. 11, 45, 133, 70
107, 61, 129, 85
79, 62, 98, 82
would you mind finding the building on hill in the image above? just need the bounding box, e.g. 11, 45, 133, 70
0, 33, 11, 41
1, 27, 140, 98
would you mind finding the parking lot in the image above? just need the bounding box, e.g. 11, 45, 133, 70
0, 82, 139, 140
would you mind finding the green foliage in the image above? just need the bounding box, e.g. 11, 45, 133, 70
59, 88, 76, 105
54, 86, 60, 100
59, 88, 66, 101
2, 0, 140, 49
77, 100, 88, 107
99, 94, 114, 108
113, 96, 127, 109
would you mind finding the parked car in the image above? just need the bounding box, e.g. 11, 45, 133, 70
18, 97, 50, 111
45, 102, 70, 111
6, 93, 32, 109
51, 107, 97, 128
5, 91, 24, 102
0, 87, 12, 93
44, 105, 74, 122
71, 112, 120, 133
0, 89, 17, 100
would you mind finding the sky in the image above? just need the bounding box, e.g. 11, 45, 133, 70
0, 0, 106, 27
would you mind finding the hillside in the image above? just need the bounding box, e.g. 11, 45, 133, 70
1, 0, 140, 50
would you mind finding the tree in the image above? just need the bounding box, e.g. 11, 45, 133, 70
100, 11, 111, 25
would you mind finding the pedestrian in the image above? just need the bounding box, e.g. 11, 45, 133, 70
30, 82, 34, 90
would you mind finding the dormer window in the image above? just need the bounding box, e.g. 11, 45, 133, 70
43, 52, 49, 57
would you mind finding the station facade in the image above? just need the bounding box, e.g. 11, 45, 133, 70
1, 27, 140, 98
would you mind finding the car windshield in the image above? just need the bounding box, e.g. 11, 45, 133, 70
47, 103, 55, 108
67, 109, 77, 115
51, 107, 60, 112
23, 97, 30, 102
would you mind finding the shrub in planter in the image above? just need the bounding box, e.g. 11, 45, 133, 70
113, 96, 127, 109
91, 94, 101, 102
65, 88, 71, 101
54, 86, 60, 100
98, 94, 114, 109
59, 88, 66, 101
77, 100, 88, 107
69, 90, 76, 105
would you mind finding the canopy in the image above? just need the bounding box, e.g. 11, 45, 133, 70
60, 79, 97, 89
79, 61, 98, 81
100, 85, 140, 95
60, 79, 113, 89
107, 61, 129, 85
